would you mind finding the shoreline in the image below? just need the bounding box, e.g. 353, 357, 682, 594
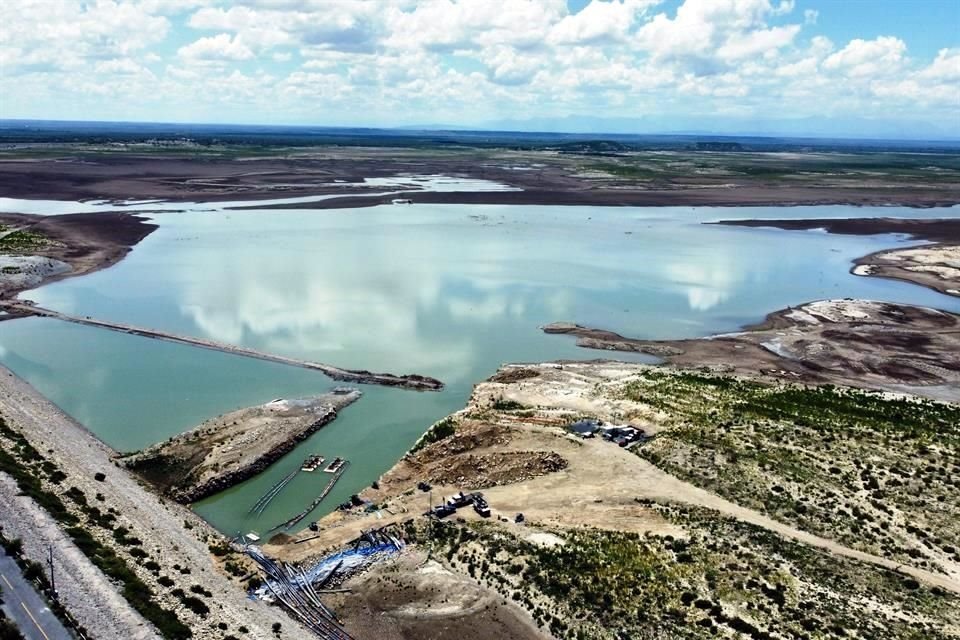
1, 203, 959, 636
124, 390, 362, 504
712, 216, 960, 298
0, 211, 157, 300
226, 187, 960, 210
542, 299, 960, 402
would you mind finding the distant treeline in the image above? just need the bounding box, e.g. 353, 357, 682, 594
1, 119, 958, 154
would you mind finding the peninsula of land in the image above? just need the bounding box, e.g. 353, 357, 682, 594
123, 389, 361, 503
0, 211, 157, 299
713, 217, 960, 297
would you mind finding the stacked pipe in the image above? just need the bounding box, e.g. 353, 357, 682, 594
246, 547, 353, 640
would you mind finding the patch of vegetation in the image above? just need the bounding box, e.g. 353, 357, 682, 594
618, 370, 960, 573
0, 230, 58, 252
410, 417, 457, 453
491, 398, 526, 411
405, 503, 960, 639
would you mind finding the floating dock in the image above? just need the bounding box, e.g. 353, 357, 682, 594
301, 455, 325, 472
323, 457, 346, 474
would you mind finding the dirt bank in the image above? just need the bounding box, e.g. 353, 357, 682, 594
0, 211, 157, 299
712, 217, 960, 297
544, 299, 960, 402
327, 550, 550, 640
123, 389, 361, 503
712, 216, 960, 242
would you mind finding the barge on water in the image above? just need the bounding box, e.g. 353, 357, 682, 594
324, 457, 346, 473
301, 454, 325, 472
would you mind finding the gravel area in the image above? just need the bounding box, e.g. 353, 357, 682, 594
0, 255, 70, 296
0, 363, 310, 640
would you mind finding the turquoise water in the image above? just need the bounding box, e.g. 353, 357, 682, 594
1, 202, 958, 535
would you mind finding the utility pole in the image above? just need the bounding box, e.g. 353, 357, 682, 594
47, 545, 56, 598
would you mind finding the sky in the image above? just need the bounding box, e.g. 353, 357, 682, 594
0, 0, 958, 137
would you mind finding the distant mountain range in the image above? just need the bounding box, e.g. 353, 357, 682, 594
410, 114, 960, 141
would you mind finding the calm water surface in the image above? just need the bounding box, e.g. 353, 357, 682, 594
1, 202, 958, 535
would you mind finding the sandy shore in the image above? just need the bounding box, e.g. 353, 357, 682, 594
853, 244, 960, 297
0, 363, 310, 639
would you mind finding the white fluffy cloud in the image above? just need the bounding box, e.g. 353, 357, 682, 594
178, 34, 255, 61
0, 0, 957, 132
823, 36, 906, 77
548, 0, 657, 45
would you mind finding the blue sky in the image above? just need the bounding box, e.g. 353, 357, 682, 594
0, 0, 957, 137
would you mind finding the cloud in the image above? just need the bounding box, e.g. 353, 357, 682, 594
547, 0, 657, 45
384, 0, 566, 51
635, 0, 799, 73
0, 0, 170, 71
823, 36, 906, 77
717, 24, 800, 61
919, 48, 960, 81
0, 0, 956, 133
95, 58, 152, 75
178, 34, 255, 61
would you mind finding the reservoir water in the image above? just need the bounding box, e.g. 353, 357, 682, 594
1, 200, 958, 535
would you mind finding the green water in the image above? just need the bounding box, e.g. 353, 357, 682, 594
0, 202, 957, 535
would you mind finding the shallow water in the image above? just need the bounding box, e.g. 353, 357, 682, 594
1, 201, 957, 535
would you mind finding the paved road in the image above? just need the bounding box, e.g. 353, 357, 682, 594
0, 550, 72, 640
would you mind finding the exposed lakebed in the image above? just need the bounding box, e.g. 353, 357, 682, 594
0, 199, 958, 535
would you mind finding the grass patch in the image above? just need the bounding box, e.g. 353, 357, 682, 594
619, 370, 960, 572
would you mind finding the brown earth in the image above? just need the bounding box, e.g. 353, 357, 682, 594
544, 299, 960, 402
712, 216, 960, 242
326, 550, 550, 640
853, 244, 960, 297
1, 150, 958, 208
0, 211, 157, 299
